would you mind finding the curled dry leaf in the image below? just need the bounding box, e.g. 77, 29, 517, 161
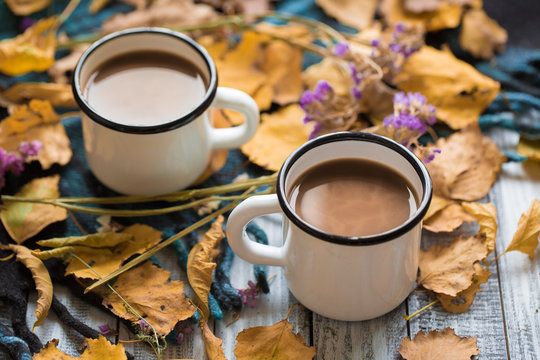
102, 261, 196, 336
380, 0, 463, 32
437, 262, 491, 313
1, 175, 67, 244
64, 224, 162, 279
399, 327, 479, 360
186, 216, 225, 323
517, 137, 540, 162
5, 0, 52, 15
48, 44, 89, 84
423, 202, 475, 233
462, 201, 497, 254
1, 244, 52, 330
0, 100, 72, 170
235, 306, 316, 360
33, 335, 128, 360
37, 233, 134, 249
0, 82, 77, 108
424, 125, 506, 201
316, 0, 377, 30
201, 322, 227, 360
504, 199, 540, 259
241, 104, 311, 171
395, 46, 500, 129
418, 234, 488, 296
101, 0, 218, 34
459, 9, 507, 60
0, 17, 57, 76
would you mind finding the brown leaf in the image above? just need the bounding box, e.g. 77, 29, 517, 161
65, 224, 162, 279
187, 216, 225, 323
424, 125, 505, 201
101, 0, 218, 34
399, 327, 479, 360
437, 262, 491, 313
201, 322, 227, 360
0, 100, 72, 169
381, 0, 463, 32
241, 104, 311, 171
102, 261, 196, 336
459, 9, 507, 59
517, 137, 540, 162
317, 0, 377, 30
423, 195, 451, 221
462, 201, 497, 254
235, 307, 316, 360
395, 46, 500, 129
1, 175, 67, 244
0, 82, 77, 108
504, 199, 540, 259
33, 335, 128, 360
423, 202, 475, 233
418, 235, 488, 296
0, 17, 57, 76
5, 0, 52, 15
361, 80, 396, 125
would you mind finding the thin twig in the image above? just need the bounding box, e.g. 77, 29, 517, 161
403, 299, 439, 321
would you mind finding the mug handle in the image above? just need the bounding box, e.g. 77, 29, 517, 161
226, 194, 286, 267
208, 87, 259, 149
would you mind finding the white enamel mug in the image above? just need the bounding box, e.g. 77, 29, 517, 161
72, 28, 259, 195
227, 132, 432, 321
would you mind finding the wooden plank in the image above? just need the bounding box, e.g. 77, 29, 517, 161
489, 129, 540, 360
216, 214, 312, 359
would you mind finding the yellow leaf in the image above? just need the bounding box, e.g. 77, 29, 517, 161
201, 322, 227, 360
1, 244, 52, 330
395, 46, 500, 129
437, 263, 491, 313
186, 216, 225, 323
65, 224, 162, 279
0, 100, 72, 170
302, 57, 351, 98
234, 306, 316, 360
241, 105, 311, 171
517, 137, 540, 162
381, 0, 463, 32
37, 233, 134, 248
1, 175, 67, 244
504, 199, 540, 259
5, 0, 53, 15
317, 0, 377, 29
423, 195, 451, 221
33, 336, 128, 359
423, 202, 475, 233
1, 82, 77, 108
418, 235, 488, 296
399, 328, 479, 360
0, 17, 57, 76
424, 125, 506, 201
462, 201, 497, 254
102, 261, 196, 336
459, 9, 507, 59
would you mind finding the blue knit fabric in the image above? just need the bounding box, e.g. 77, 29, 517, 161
0, 322, 32, 360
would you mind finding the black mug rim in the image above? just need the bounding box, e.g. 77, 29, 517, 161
276, 132, 433, 246
72, 27, 218, 135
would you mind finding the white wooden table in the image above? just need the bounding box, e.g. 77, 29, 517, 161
3, 128, 539, 359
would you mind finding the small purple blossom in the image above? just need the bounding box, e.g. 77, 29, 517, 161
238, 280, 259, 308
351, 87, 363, 100
370, 39, 380, 47
313, 80, 332, 101
333, 42, 350, 57
390, 43, 402, 53
138, 319, 151, 334
308, 122, 322, 140
0, 141, 42, 189
19, 141, 42, 157
177, 332, 184, 343
19, 17, 35, 32
395, 22, 405, 33
99, 324, 111, 335
348, 63, 361, 85
300, 91, 316, 109
423, 153, 436, 163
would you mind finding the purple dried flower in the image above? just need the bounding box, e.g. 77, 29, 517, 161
370, 39, 380, 47
138, 319, 151, 334
423, 153, 436, 163
395, 22, 405, 33
300, 90, 316, 110
99, 324, 111, 335
393, 92, 410, 107
313, 80, 332, 101
408, 92, 427, 107
18, 140, 42, 157
390, 43, 403, 53
433, 148, 441, 153
308, 122, 322, 140
177, 332, 184, 344
348, 63, 361, 85
351, 87, 363, 99
238, 280, 259, 308
19, 17, 35, 32
333, 42, 350, 57
183, 326, 194, 333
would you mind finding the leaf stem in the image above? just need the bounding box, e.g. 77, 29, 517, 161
403, 299, 439, 321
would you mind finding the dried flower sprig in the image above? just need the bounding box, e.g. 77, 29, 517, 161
0, 140, 42, 189
238, 280, 259, 308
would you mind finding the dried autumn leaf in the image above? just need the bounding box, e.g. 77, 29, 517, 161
0, 100, 72, 169
418, 234, 488, 296
517, 137, 540, 162
0, 82, 77, 108
235, 306, 316, 360
399, 327, 479, 360
33, 335, 128, 360
423, 195, 451, 221
423, 202, 475, 233
101, 0, 218, 34
395, 46, 500, 129
0, 17, 57, 76
103, 261, 196, 336
381, 0, 463, 32
504, 199, 540, 259
187, 216, 225, 323
462, 201, 497, 254
459, 9, 507, 59
437, 262, 491, 313
48, 44, 89, 84
37, 233, 134, 249
1, 244, 52, 330
424, 125, 506, 201
317, 0, 377, 30
1, 175, 67, 244
201, 322, 227, 360
303, 57, 351, 98
5, 0, 52, 15
65, 224, 162, 279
